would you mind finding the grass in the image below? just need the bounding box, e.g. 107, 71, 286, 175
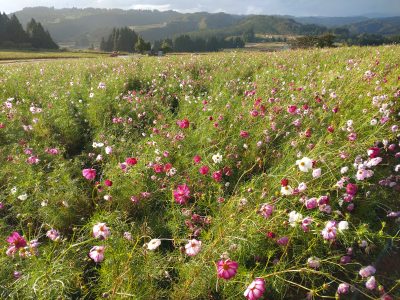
0, 46, 399, 299
0, 50, 110, 61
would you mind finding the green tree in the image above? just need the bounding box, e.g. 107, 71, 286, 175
135, 36, 151, 53
26, 18, 58, 49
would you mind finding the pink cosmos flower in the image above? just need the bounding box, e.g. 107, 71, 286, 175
89, 246, 105, 262
259, 203, 274, 219
368, 147, 380, 158
184, 239, 201, 256
104, 179, 113, 187
177, 118, 190, 129
366, 276, 377, 290
346, 183, 358, 196
193, 155, 201, 164
125, 157, 138, 165
277, 236, 289, 246
199, 165, 209, 175
301, 217, 312, 232
93, 223, 110, 240
82, 168, 96, 180
6, 232, 27, 249
312, 168, 322, 178
359, 265, 376, 278
46, 148, 59, 155
337, 283, 350, 294
287, 105, 297, 114
356, 168, 373, 181
173, 184, 190, 204
305, 198, 317, 209
244, 278, 266, 300
240, 130, 250, 138
212, 170, 223, 182
217, 259, 239, 280
307, 256, 320, 268
27, 156, 40, 165
46, 229, 60, 241
321, 221, 337, 241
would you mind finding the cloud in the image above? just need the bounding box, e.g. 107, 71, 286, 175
130, 4, 171, 11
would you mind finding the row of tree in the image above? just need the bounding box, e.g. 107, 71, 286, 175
0, 13, 58, 49
165, 35, 245, 52
290, 32, 400, 49
100, 27, 245, 53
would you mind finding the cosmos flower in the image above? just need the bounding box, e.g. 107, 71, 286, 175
321, 221, 337, 241
337, 283, 350, 294
217, 259, 238, 280
212, 153, 223, 164
259, 203, 274, 219
280, 185, 293, 196
338, 221, 349, 232
6, 232, 27, 249
244, 278, 266, 300
82, 168, 96, 180
46, 229, 60, 241
93, 223, 111, 240
184, 239, 202, 256
359, 266, 376, 278
296, 157, 313, 172
147, 239, 161, 250
307, 257, 320, 269
89, 246, 105, 262
173, 184, 190, 204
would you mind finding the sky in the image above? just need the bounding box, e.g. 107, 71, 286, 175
1, 0, 400, 17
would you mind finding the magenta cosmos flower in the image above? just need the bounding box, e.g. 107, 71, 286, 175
6, 232, 27, 248
177, 118, 190, 129
89, 246, 105, 262
217, 259, 238, 280
82, 168, 96, 180
173, 184, 190, 204
244, 278, 266, 300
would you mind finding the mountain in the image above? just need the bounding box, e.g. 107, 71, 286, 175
345, 17, 400, 35
9, 7, 400, 48
12, 7, 327, 47
294, 16, 369, 27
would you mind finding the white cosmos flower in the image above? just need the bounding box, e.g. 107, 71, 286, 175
338, 221, 349, 232
18, 193, 28, 201
288, 211, 303, 227
212, 153, 223, 164
281, 185, 293, 195
147, 239, 161, 251
296, 157, 313, 172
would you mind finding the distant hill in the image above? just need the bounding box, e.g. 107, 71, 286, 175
345, 17, 400, 35
10, 7, 400, 48
294, 16, 369, 27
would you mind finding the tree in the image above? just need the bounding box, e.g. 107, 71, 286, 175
7, 14, 28, 44
242, 27, 255, 43
135, 36, 151, 53
100, 27, 138, 52
161, 39, 173, 53
26, 18, 58, 49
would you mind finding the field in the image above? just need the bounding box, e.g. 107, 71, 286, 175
0, 50, 109, 63
0, 46, 399, 299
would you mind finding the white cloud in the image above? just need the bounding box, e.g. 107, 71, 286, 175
130, 4, 171, 11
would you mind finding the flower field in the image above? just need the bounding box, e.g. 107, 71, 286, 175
0, 46, 399, 299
